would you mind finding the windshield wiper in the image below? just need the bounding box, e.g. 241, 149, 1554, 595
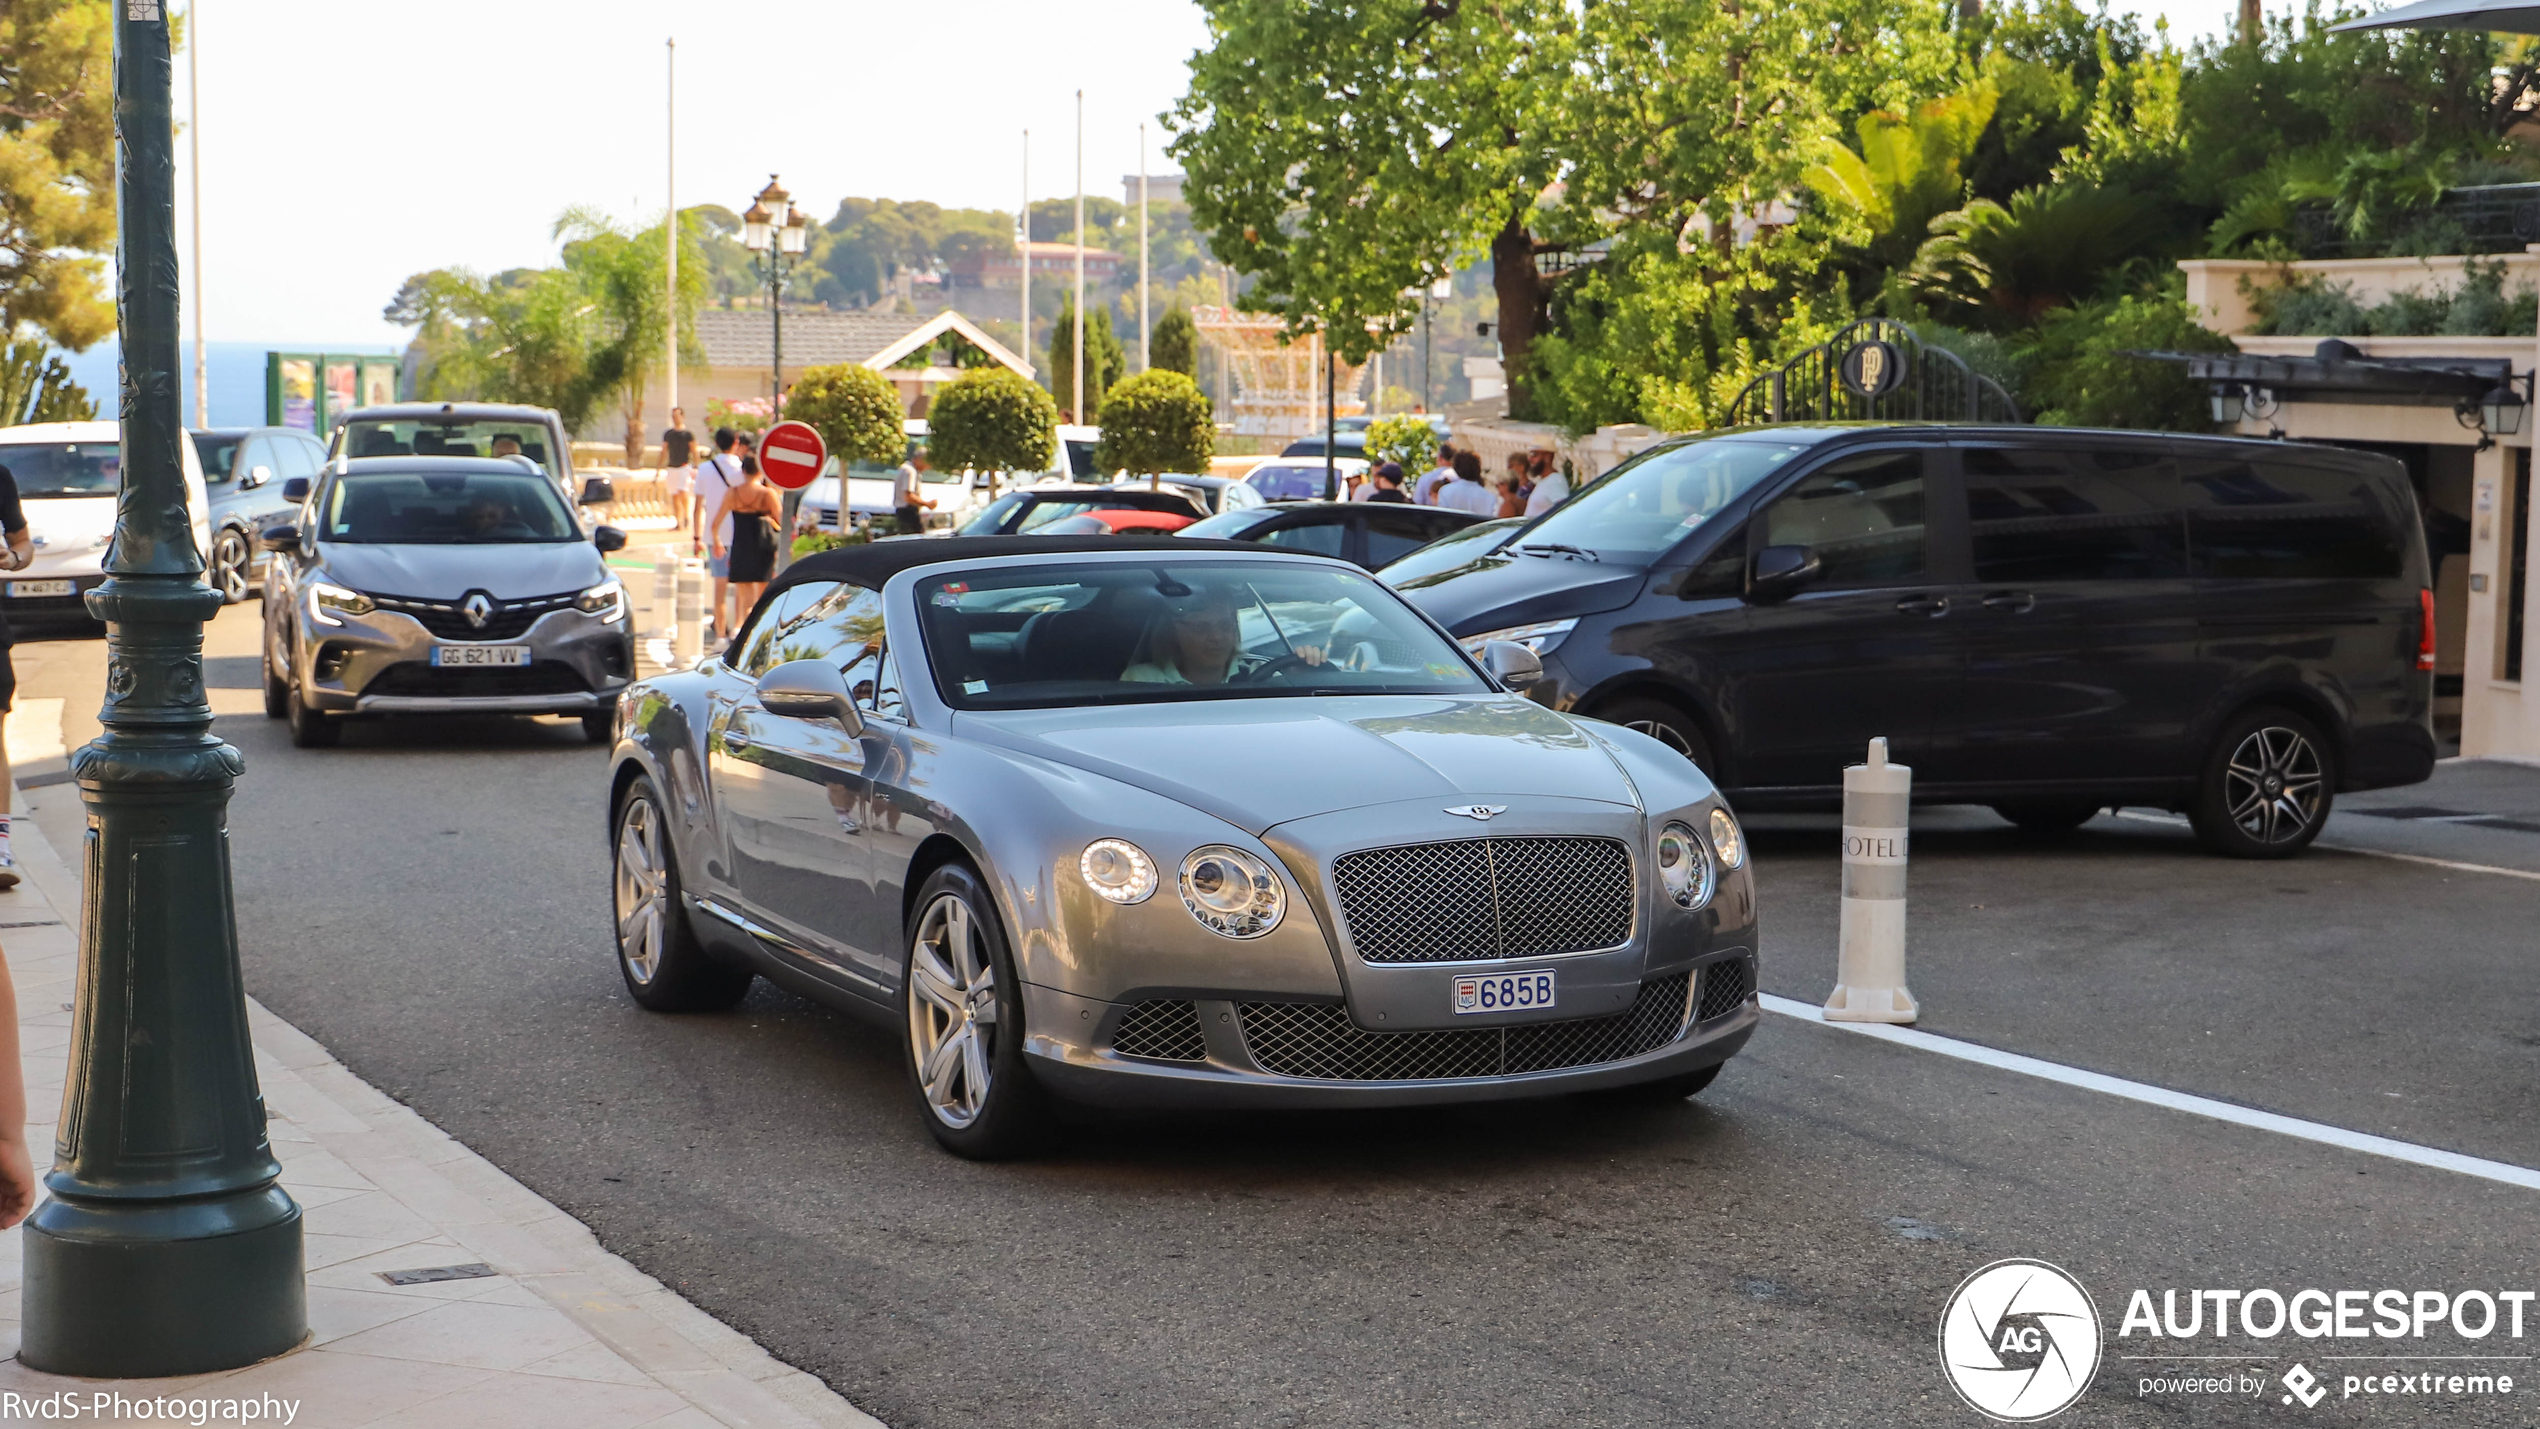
1516, 542, 1599, 562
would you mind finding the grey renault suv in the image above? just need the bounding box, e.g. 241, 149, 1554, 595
260, 456, 633, 748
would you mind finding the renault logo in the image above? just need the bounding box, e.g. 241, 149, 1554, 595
1443, 805, 1508, 821
461, 593, 494, 629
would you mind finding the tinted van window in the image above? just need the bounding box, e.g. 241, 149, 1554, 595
1963, 445, 2186, 582
2180, 453, 2403, 579
1762, 449, 1926, 586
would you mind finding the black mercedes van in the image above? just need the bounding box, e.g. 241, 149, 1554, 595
1393, 424, 2437, 858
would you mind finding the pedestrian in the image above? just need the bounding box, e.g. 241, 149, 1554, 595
0, 462, 29, 891
893, 449, 938, 536
661, 406, 697, 536
1498, 451, 1532, 519
695, 427, 746, 636
1434, 450, 1500, 516
1414, 444, 1457, 505
1524, 448, 1571, 516
714, 454, 783, 634
1365, 462, 1410, 503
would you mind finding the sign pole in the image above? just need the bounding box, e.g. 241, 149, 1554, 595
19, 0, 305, 1376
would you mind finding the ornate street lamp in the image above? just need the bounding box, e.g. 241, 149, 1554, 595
18, 1, 304, 1376
743, 178, 812, 564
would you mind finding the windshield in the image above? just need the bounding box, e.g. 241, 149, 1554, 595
1247, 464, 1346, 501
916, 559, 1490, 709
1515, 435, 1809, 563
1181, 508, 1279, 539
335, 419, 558, 475
0, 441, 121, 497
191, 433, 243, 483
1063, 439, 1098, 479
1379, 516, 1527, 587
319, 468, 579, 544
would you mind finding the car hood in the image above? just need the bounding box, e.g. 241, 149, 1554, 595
317, 540, 606, 599
1391, 550, 1649, 638
956, 694, 1639, 835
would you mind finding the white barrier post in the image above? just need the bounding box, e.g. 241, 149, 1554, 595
651, 549, 679, 639
1824, 736, 1918, 1024
673, 562, 704, 667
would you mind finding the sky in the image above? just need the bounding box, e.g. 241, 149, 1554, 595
176, 0, 2254, 351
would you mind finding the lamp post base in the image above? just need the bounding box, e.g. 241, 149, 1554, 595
19, 1186, 304, 1378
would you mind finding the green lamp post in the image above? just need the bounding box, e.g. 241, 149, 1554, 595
16, 0, 306, 1376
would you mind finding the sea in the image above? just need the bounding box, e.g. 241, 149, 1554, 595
51, 340, 401, 428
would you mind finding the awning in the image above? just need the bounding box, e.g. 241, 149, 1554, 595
2138, 339, 2516, 407
2330, 0, 2540, 32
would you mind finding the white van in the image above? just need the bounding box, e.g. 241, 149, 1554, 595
0, 421, 212, 627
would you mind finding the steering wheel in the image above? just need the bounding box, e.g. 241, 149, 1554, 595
1235, 654, 1315, 684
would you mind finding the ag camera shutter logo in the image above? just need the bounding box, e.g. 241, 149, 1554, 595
1939, 1259, 2103, 1421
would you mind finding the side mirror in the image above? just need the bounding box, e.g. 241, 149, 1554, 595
1479, 639, 1543, 692
579, 476, 617, 506
591, 524, 628, 554
1746, 544, 1822, 603
756, 658, 864, 735
257, 523, 301, 555
242, 465, 273, 490
281, 477, 311, 502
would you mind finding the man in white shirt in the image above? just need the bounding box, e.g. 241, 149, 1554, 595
1524, 461, 1570, 516
1413, 446, 1456, 505
1433, 450, 1500, 516
694, 428, 747, 635
892, 450, 937, 535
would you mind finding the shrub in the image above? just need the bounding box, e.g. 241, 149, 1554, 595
1094, 370, 1214, 477
926, 368, 1058, 475
2022, 290, 2235, 431
785, 364, 906, 466
1151, 306, 1199, 376
1363, 413, 1440, 470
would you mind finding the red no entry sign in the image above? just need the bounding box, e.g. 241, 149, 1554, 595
757, 420, 827, 490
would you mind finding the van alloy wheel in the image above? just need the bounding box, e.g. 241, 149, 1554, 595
907, 892, 997, 1130
2223, 724, 2325, 845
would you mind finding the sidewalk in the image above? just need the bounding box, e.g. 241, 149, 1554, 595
0, 762, 881, 1426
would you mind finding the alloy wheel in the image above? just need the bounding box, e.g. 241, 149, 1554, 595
2223, 725, 2324, 845
614, 796, 668, 984
907, 892, 997, 1129
212, 530, 250, 602
1626, 717, 1696, 760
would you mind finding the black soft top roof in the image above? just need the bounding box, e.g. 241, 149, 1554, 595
762, 534, 1303, 605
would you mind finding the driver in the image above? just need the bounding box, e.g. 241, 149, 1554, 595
460, 496, 517, 537
1122, 587, 1325, 686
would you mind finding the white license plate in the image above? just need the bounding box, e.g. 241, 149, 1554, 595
430, 645, 530, 668
1454, 970, 1555, 1015
6, 580, 73, 598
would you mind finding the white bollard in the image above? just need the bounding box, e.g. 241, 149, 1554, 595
673, 562, 704, 667
1824, 736, 1918, 1024
651, 548, 679, 632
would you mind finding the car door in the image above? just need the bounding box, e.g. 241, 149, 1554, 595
710, 582, 892, 995
1707, 445, 1964, 791
1926, 437, 2198, 790
853, 641, 951, 979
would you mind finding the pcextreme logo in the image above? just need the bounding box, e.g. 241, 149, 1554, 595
1939, 1259, 2105, 1422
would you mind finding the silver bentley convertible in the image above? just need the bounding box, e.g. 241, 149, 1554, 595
604, 536, 1760, 1158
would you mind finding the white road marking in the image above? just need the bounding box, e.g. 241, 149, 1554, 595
2111, 809, 2540, 884
1758, 993, 2540, 1193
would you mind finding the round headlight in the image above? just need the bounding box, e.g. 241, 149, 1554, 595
1179, 845, 1285, 938
1708, 807, 1745, 871
1656, 822, 1715, 909
1078, 839, 1157, 904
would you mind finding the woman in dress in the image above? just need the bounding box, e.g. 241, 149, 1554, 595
713, 454, 783, 635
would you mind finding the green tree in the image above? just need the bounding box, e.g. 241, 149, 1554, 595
1151, 305, 1198, 377
2020, 288, 2234, 430
1095, 370, 1214, 477
1802, 82, 2000, 274
0, 338, 94, 423
787, 363, 906, 466
555, 208, 709, 462
1362, 413, 1438, 470
0, 0, 116, 351
1047, 297, 1125, 420
925, 368, 1057, 475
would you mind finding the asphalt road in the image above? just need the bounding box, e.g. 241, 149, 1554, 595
13, 602, 2540, 1427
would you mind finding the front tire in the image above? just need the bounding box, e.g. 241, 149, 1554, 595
211, 528, 252, 604
612, 776, 753, 1011
582, 709, 615, 745
262, 637, 288, 720
901, 863, 1058, 1160
285, 676, 338, 748
1594, 696, 1718, 778
2190, 707, 2333, 859
1991, 800, 2103, 834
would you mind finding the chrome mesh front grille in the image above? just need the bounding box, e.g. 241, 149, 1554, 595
1332, 836, 1633, 964
1238, 972, 1692, 1082
1696, 955, 1756, 1023
1111, 1000, 1208, 1062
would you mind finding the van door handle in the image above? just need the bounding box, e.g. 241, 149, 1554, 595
1981, 590, 2036, 613
1894, 594, 1950, 617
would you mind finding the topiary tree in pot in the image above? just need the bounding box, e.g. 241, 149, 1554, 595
1095, 370, 1215, 488
780, 363, 908, 555
926, 367, 1059, 498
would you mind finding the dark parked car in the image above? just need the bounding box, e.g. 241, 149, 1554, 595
325, 402, 583, 508
1180, 501, 1486, 570
1395, 424, 2439, 858
1377, 515, 1529, 587
191, 426, 328, 602
956, 485, 1204, 536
